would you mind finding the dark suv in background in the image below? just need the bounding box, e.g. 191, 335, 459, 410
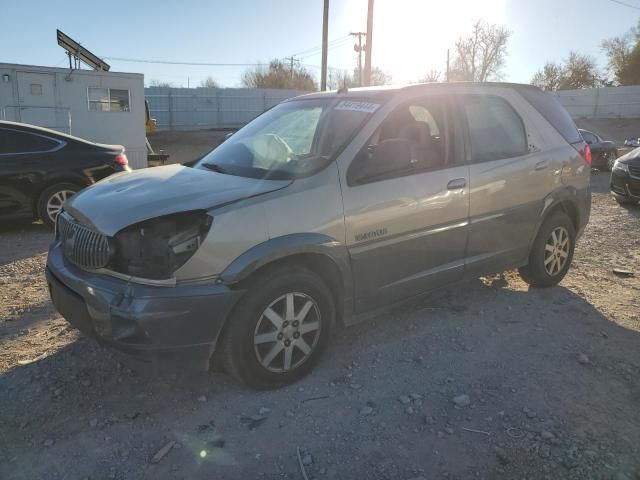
0, 121, 131, 226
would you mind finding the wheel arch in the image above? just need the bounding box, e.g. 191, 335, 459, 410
220, 233, 354, 324
33, 176, 89, 214
528, 187, 580, 254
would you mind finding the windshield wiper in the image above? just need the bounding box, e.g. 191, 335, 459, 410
201, 163, 229, 174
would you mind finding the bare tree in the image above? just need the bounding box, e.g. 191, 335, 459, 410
449, 20, 511, 82
327, 69, 356, 90
561, 52, 601, 89
369, 66, 392, 86
419, 70, 442, 83
241, 60, 317, 90
148, 79, 175, 88
531, 62, 564, 91
327, 66, 391, 89
199, 76, 220, 88
531, 52, 602, 90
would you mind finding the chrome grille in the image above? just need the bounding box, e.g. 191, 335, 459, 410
629, 164, 640, 178
57, 212, 111, 269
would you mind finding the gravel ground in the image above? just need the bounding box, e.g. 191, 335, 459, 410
0, 171, 639, 480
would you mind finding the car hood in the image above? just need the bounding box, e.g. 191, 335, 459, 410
616, 147, 640, 165
64, 164, 291, 235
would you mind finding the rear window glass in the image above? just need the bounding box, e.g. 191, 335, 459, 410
0, 128, 59, 154
518, 88, 582, 144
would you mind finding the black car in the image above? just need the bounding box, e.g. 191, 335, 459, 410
610, 148, 640, 205
0, 121, 131, 226
579, 129, 618, 171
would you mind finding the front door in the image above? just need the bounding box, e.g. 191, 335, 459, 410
341, 96, 470, 312
16, 72, 59, 130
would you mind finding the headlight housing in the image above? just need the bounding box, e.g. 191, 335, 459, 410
111, 211, 212, 279
613, 160, 629, 174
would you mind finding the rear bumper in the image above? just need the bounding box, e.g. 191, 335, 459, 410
46, 241, 244, 371
610, 170, 640, 200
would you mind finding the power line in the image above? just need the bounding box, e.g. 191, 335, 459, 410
607, 0, 640, 10
290, 35, 351, 59
102, 57, 268, 67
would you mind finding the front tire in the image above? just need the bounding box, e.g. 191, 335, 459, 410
37, 183, 80, 227
222, 266, 335, 389
519, 210, 575, 288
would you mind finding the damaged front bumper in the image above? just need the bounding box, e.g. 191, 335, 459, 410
46, 241, 244, 371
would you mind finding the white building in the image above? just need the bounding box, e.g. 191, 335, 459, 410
0, 63, 146, 168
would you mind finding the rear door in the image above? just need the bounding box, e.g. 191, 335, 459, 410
341, 94, 469, 311
461, 90, 554, 277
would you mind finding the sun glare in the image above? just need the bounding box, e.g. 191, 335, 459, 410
357, 0, 508, 83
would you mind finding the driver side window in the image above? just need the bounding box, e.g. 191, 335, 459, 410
348, 99, 449, 185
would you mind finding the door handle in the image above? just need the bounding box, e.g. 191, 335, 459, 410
447, 178, 467, 190
535, 160, 549, 171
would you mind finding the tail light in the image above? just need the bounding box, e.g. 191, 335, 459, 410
114, 153, 128, 166
574, 142, 592, 165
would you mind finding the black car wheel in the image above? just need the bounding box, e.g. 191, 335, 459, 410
519, 210, 575, 288
38, 183, 80, 227
222, 266, 334, 389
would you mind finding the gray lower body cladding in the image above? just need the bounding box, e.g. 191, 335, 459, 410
46, 242, 244, 370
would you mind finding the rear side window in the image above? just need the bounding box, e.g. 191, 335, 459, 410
0, 128, 60, 154
518, 88, 582, 144
463, 95, 528, 163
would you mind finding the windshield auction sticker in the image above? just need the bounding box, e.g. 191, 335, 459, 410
334, 101, 381, 113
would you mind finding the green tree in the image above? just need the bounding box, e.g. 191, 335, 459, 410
241, 60, 317, 90
601, 22, 640, 85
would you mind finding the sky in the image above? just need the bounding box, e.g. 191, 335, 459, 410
1, 0, 639, 88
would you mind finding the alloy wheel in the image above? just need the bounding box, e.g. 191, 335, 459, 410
46, 190, 75, 224
253, 292, 322, 373
544, 226, 570, 276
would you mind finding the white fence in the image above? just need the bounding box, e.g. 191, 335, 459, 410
145, 87, 309, 130
556, 86, 640, 119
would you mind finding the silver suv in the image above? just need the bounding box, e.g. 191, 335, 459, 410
46, 83, 591, 388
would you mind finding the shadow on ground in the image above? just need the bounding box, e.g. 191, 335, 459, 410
2, 276, 639, 479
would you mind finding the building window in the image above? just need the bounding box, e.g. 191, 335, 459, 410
30, 84, 43, 95
88, 87, 130, 112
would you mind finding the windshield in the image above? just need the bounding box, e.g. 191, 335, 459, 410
195, 98, 380, 179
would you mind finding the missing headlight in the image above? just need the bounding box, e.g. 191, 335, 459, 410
112, 211, 212, 280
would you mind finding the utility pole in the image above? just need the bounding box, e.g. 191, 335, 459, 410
350, 32, 366, 86
363, 0, 374, 86
284, 55, 299, 79
321, 0, 329, 91
446, 49, 450, 82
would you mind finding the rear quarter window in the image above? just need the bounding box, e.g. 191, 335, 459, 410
517, 88, 582, 144
0, 128, 60, 154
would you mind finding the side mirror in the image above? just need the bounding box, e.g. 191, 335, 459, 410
352, 138, 412, 183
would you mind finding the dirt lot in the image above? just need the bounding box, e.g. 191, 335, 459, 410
0, 172, 639, 480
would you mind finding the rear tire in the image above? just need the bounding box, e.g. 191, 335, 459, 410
222, 266, 334, 389
37, 183, 80, 227
519, 210, 575, 288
